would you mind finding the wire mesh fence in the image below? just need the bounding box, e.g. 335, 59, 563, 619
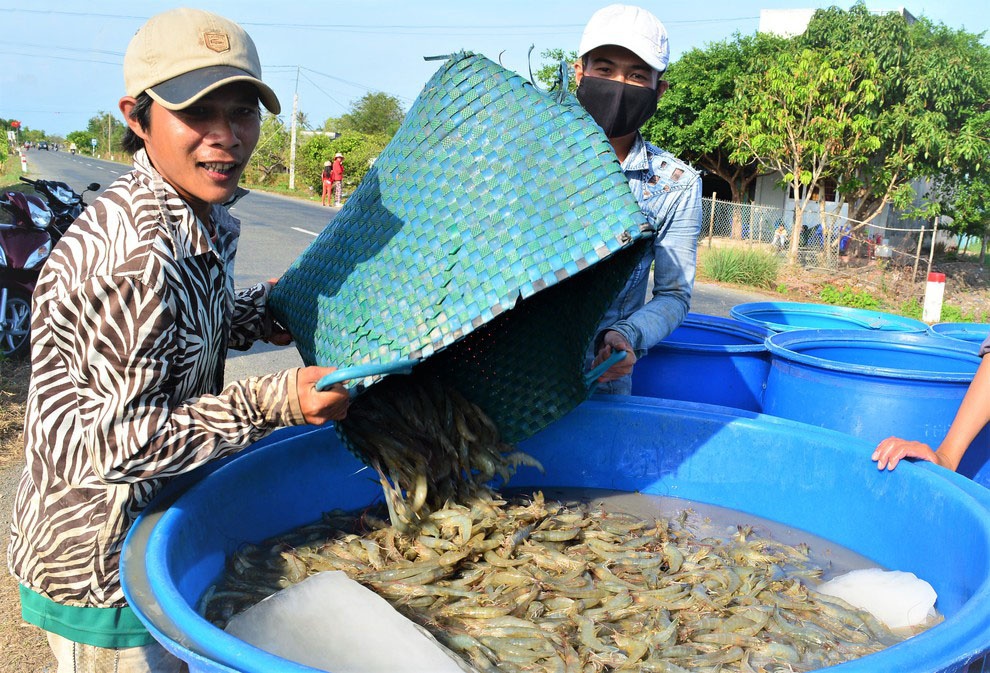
699, 196, 943, 279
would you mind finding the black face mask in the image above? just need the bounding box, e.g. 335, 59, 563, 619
576, 76, 658, 139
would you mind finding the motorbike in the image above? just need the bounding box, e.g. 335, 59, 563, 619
19, 177, 100, 244
0, 190, 54, 359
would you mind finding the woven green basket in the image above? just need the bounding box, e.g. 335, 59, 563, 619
269, 51, 651, 442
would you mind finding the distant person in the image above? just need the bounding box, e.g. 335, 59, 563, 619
574, 4, 702, 394
7, 8, 350, 672
330, 152, 344, 207
873, 333, 990, 473
772, 222, 788, 251
839, 223, 852, 256
321, 159, 333, 206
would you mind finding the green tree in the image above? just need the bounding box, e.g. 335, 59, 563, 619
645, 32, 788, 210
930, 109, 990, 262
724, 46, 880, 265
535, 48, 578, 94
337, 92, 405, 136
798, 4, 990, 225
949, 175, 990, 263
0, 122, 9, 168
65, 130, 96, 154
85, 111, 125, 157
298, 130, 389, 195
246, 113, 290, 184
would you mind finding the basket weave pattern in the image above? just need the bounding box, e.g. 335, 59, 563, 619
270, 51, 650, 441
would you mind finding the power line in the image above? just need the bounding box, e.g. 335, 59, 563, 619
299, 66, 415, 103
0, 50, 119, 66
2, 40, 125, 58
0, 7, 759, 32
297, 70, 349, 114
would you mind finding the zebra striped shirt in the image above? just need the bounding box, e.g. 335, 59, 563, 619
8, 149, 305, 609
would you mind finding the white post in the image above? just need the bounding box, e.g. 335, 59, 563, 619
923, 272, 945, 324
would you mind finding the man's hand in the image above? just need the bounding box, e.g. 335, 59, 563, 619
592, 330, 637, 382
266, 323, 293, 346
872, 437, 955, 471
296, 366, 350, 424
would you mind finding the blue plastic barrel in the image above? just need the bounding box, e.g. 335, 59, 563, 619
731, 301, 928, 333
631, 313, 771, 411
762, 330, 990, 485
930, 322, 990, 346
122, 397, 990, 673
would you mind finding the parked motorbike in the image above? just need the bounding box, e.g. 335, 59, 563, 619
19, 177, 100, 243
0, 190, 53, 358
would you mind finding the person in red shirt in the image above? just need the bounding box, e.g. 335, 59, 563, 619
330, 152, 344, 207
321, 160, 333, 206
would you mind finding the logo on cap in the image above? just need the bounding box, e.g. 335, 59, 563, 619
204, 31, 230, 53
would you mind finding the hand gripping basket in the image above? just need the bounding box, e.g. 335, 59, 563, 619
269, 51, 652, 443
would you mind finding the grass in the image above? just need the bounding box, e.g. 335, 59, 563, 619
898, 298, 990, 324
819, 284, 881, 310
699, 246, 780, 290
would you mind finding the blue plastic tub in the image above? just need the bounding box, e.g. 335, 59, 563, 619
762, 330, 990, 485
122, 398, 990, 672
631, 313, 771, 411
731, 301, 928, 333
930, 322, 990, 346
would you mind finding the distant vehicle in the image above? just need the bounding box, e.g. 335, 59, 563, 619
38, 141, 49, 151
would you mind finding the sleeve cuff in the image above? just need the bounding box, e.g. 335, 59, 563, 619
284, 368, 306, 425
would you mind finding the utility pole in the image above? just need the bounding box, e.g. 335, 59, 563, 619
288, 67, 299, 190
107, 113, 112, 160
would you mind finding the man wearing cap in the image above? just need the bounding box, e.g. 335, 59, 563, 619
577, 4, 703, 394
330, 152, 345, 207
7, 8, 351, 671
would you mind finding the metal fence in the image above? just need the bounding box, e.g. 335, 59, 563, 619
700, 196, 941, 276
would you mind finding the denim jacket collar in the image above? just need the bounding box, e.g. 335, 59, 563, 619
620, 134, 651, 174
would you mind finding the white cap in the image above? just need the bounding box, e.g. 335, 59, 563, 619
578, 4, 669, 72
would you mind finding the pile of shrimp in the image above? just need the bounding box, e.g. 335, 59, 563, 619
204, 491, 936, 672
336, 374, 543, 533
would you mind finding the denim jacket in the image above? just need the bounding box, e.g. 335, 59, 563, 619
593, 134, 702, 394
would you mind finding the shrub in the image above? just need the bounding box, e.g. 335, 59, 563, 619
699, 247, 779, 289
898, 298, 987, 323
819, 285, 880, 310
298, 130, 390, 196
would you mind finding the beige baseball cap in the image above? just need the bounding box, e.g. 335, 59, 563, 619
124, 8, 281, 114
578, 4, 669, 72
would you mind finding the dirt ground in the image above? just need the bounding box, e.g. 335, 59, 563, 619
0, 258, 987, 671
775, 256, 990, 321
0, 358, 49, 672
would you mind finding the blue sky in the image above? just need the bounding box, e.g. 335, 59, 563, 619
1, 1, 987, 138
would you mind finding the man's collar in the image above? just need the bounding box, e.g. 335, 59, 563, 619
620, 133, 649, 172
